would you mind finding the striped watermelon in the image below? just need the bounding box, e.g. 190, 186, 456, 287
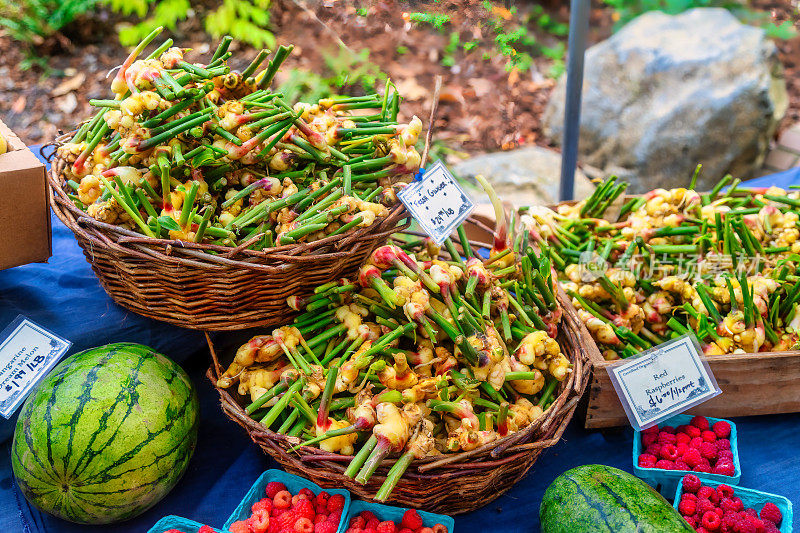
540, 465, 694, 533
11, 343, 199, 525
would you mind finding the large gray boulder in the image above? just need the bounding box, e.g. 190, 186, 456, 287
453, 145, 594, 206
543, 8, 788, 193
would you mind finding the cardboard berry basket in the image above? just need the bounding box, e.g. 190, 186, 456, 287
338, 499, 455, 533
147, 515, 223, 533
632, 414, 741, 497
673, 476, 793, 533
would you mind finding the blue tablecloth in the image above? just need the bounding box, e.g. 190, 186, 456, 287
0, 154, 798, 532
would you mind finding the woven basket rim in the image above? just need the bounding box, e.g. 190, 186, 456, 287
46, 137, 410, 269
205, 287, 591, 474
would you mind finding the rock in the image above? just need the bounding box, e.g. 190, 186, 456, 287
543, 8, 789, 193
452, 145, 595, 206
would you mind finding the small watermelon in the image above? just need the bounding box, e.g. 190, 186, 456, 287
11, 343, 199, 524
540, 465, 694, 533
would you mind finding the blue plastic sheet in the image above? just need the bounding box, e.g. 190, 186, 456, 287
0, 150, 798, 532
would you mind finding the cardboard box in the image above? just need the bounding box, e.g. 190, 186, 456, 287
0, 119, 51, 270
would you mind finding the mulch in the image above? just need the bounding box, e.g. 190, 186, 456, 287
0, 0, 796, 157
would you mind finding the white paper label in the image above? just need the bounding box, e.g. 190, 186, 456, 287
606, 334, 721, 430
398, 160, 475, 245
0, 316, 71, 418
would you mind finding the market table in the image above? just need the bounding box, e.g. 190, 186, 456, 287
1, 151, 798, 532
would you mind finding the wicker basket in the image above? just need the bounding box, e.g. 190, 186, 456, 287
205, 289, 591, 515
47, 143, 409, 331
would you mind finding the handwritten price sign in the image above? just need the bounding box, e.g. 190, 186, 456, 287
398, 161, 475, 245
607, 334, 721, 430
0, 316, 71, 418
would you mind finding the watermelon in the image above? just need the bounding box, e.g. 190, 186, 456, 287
540, 465, 694, 533
11, 343, 199, 525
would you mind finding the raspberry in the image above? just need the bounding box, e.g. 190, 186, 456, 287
686, 425, 702, 438
399, 530, 414, 533
718, 449, 734, 461
645, 444, 662, 457
700, 441, 719, 460
682, 474, 702, 493
695, 463, 712, 473
292, 495, 310, 507
661, 425, 676, 434
676, 424, 689, 434
695, 527, 710, 533
764, 524, 780, 533
684, 448, 703, 468
701, 430, 717, 443
401, 509, 424, 530
660, 444, 680, 461
294, 499, 315, 520
254, 498, 273, 513
638, 453, 657, 468
712, 420, 731, 439
744, 508, 758, 518
675, 460, 690, 471
376, 522, 396, 533
298, 488, 315, 500
360, 512, 377, 523
274, 490, 292, 509
717, 484, 735, 499
276, 510, 299, 531
736, 521, 756, 533
295, 518, 314, 533
658, 431, 678, 445
432, 525, 448, 533
229, 521, 250, 533
643, 424, 659, 435
249, 508, 270, 533
199, 527, 216, 533
266, 482, 288, 498
713, 461, 736, 476
365, 518, 380, 529
315, 505, 328, 516
691, 416, 710, 430
642, 432, 658, 447
316, 492, 329, 507
655, 459, 675, 470
698, 486, 717, 502
314, 522, 337, 533
696, 498, 715, 516
679, 497, 697, 515
760, 502, 782, 525
716, 438, 731, 451
349, 517, 365, 528
683, 515, 697, 528
419, 529, 434, 533
690, 437, 704, 449
327, 511, 341, 524
327, 494, 346, 513
676, 442, 689, 456
702, 510, 721, 531
314, 515, 327, 524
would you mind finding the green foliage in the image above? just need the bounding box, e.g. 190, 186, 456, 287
602, 0, 798, 39
408, 12, 451, 30
0, 0, 97, 42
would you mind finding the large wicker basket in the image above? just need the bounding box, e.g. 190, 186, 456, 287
206, 289, 591, 515
47, 144, 409, 331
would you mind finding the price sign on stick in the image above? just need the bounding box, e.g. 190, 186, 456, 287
398, 160, 475, 245
607, 334, 721, 430
0, 316, 71, 419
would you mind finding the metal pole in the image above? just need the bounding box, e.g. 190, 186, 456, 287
559, 0, 591, 202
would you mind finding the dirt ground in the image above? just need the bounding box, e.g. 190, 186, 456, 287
0, 0, 797, 158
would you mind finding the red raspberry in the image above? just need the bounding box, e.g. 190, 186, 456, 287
713, 461, 736, 476
677, 442, 689, 456
718, 449, 734, 461
683, 448, 703, 468
327, 494, 346, 513
700, 441, 719, 460
760, 502, 782, 525
675, 424, 689, 433
686, 425, 702, 438
294, 499, 315, 520
660, 444, 680, 461
695, 463, 712, 473
682, 474, 702, 493
661, 425, 676, 434
698, 486, 717, 502
419, 529, 434, 533
638, 453, 657, 468
314, 515, 327, 524
642, 432, 658, 447
292, 494, 310, 507
643, 424, 659, 435
696, 498, 716, 516
683, 492, 697, 502
695, 527, 710, 533
683, 515, 697, 528
274, 490, 292, 510
314, 523, 337, 533
360, 512, 377, 523
327, 511, 341, 524
721, 497, 740, 514
679, 496, 697, 515
376, 521, 396, 533
655, 459, 675, 470
658, 432, 678, 445
744, 508, 759, 518
266, 482, 288, 498
690, 437, 704, 449
401, 509, 424, 530
349, 517, 365, 528
717, 484, 735, 499
365, 518, 380, 529
645, 444, 662, 457
702, 510, 721, 531
432, 525, 448, 533
675, 460, 689, 471
249, 508, 270, 533
764, 524, 780, 533
712, 421, 731, 439
199, 527, 216, 533
399, 530, 414, 533
276, 510, 299, 531
736, 521, 756, 533
691, 416, 710, 430
315, 505, 328, 516
294, 518, 314, 533
228, 522, 249, 533
298, 488, 315, 500
254, 498, 273, 513
702, 430, 718, 443
315, 492, 329, 506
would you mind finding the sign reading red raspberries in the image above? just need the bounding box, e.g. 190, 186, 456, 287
344, 509, 449, 533
637, 416, 736, 476
227, 481, 344, 533
677, 475, 784, 533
